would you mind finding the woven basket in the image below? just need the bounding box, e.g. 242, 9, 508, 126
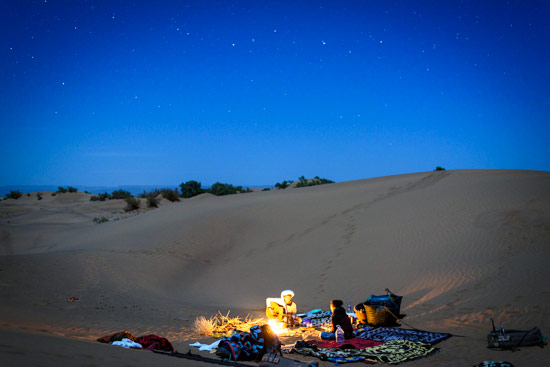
364, 304, 398, 326
363, 289, 402, 326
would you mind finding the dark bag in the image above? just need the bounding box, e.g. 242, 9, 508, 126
487, 319, 546, 350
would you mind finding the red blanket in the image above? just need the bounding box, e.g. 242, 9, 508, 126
97, 331, 173, 352
137, 334, 174, 352
307, 338, 383, 349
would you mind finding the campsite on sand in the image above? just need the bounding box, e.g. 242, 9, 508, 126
0, 169, 549, 366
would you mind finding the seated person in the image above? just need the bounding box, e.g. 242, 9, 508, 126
266, 289, 299, 326
320, 299, 354, 340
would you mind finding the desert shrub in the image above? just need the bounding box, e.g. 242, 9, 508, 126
111, 189, 132, 200
147, 196, 160, 208
51, 192, 56, 196
275, 180, 292, 189
139, 189, 161, 198
5, 190, 22, 200
67, 186, 78, 193
262, 188, 271, 191
124, 197, 141, 212
434, 166, 446, 171
37, 193, 43, 200
207, 182, 240, 196
295, 176, 334, 188
57, 186, 67, 193
27, 193, 30, 197
180, 180, 204, 198
90, 192, 110, 201
93, 216, 109, 224
161, 188, 180, 202
84, 191, 90, 194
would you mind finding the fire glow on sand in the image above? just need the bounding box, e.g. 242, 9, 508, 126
267, 319, 288, 336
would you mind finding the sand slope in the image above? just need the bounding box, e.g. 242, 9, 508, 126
1, 169, 549, 366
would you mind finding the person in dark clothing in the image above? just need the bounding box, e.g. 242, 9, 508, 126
320, 299, 354, 340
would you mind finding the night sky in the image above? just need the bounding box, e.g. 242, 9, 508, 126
1, 1, 549, 187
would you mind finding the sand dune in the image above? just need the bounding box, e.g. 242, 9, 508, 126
1, 169, 549, 366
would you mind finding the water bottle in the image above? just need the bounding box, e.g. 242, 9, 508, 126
336, 325, 345, 343
347, 301, 351, 313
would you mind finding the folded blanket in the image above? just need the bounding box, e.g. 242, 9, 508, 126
354, 327, 451, 345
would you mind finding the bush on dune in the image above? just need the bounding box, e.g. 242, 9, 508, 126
93, 216, 109, 224
139, 189, 161, 199
275, 180, 292, 189
124, 197, 141, 212
295, 175, 334, 188
207, 182, 251, 196
111, 189, 132, 200
180, 180, 204, 198
161, 188, 180, 202
5, 190, 22, 200
90, 192, 110, 201
57, 186, 78, 193
146, 196, 160, 208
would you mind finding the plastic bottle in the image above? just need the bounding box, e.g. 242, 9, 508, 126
336, 325, 345, 343
347, 301, 351, 313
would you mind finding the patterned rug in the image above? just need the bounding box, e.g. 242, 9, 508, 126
354, 327, 451, 345
289, 339, 437, 364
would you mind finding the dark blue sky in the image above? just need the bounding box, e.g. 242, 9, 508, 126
1, 0, 549, 187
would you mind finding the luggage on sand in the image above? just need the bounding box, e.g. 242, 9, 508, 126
356, 288, 403, 327
487, 327, 544, 349
487, 323, 546, 350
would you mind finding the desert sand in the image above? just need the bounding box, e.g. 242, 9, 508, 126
1, 169, 549, 366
